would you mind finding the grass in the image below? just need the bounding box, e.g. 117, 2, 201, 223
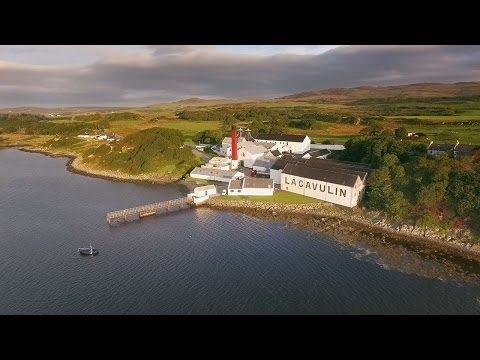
153, 120, 221, 142
221, 189, 321, 204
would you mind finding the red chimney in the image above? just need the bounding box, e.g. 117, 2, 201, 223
231, 125, 238, 161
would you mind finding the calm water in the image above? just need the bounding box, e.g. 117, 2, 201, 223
0, 148, 479, 314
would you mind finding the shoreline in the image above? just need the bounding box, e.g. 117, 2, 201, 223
16, 146, 182, 186
206, 198, 480, 262
6, 145, 480, 261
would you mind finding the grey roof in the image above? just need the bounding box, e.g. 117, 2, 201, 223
428, 143, 452, 152
252, 133, 308, 142
252, 158, 276, 169
454, 144, 476, 155
304, 159, 368, 182
305, 149, 330, 157
241, 145, 268, 155
283, 163, 360, 187
305, 158, 370, 172
190, 167, 241, 178
243, 178, 274, 189
316, 149, 331, 156
271, 159, 288, 170
229, 179, 243, 189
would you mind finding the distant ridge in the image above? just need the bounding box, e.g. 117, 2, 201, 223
277, 82, 480, 102
0, 106, 129, 114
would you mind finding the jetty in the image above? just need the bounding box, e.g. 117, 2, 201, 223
106, 197, 193, 225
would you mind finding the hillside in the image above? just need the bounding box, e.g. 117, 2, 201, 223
278, 82, 480, 102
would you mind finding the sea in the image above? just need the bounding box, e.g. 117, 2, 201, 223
0, 148, 479, 314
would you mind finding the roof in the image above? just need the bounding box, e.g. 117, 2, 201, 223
309, 144, 346, 151
304, 159, 368, 182
428, 143, 452, 152
190, 167, 241, 178
194, 185, 216, 192
271, 159, 288, 170
243, 178, 274, 189
240, 145, 268, 155
229, 179, 243, 189
270, 150, 282, 157
305, 158, 370, 173
454, 144, 476, 155
283, 163, 360, 187
252, 157, 277, 169
222, 136, 247, 144
304, 149, 331, 158
252, 133, 308, 142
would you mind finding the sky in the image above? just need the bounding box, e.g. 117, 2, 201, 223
0, 45, 479, 108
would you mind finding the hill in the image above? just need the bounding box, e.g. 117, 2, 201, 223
278, 82, 480, 102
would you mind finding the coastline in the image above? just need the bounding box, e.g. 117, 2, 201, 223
206, 198, 480, 261
16, 146, 181, 185
5, 144, 480, 261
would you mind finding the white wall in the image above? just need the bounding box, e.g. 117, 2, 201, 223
238, 187, 274, 196
270, 169, 282, 184
281, 173, 358, 208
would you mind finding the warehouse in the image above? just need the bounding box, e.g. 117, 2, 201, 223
279, 160, 369, 207
190, 167, 244, 183
227, 178, 274, 196
251, 133, 311, 154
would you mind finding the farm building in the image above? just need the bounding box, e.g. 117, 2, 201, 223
227, 178, 274, 196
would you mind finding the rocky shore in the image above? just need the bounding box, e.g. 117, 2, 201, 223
206, 198, 480, 261
18, 146, 179, 185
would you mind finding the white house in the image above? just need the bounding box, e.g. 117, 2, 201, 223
227, 178, 274, 196
190, 167, 244, 183
252, 133, 311, 154
281, 163, 366, 208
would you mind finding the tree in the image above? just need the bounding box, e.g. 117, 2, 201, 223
360, 120, 384, 136
395, 127, 408, 139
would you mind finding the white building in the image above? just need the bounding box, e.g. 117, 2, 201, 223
281, 160, 367, 208
187, 185, 217, 204
240, 145, 269, 167
227, 178, 274, 196
192, 185, 217, 197
220, 136, 250, 157
251, 133, 311, 154
190, 167, 244, 183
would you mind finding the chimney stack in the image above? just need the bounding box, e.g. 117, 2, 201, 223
230, 125, 239, 169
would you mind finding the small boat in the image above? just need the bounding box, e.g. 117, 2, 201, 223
78, 243, 99, 256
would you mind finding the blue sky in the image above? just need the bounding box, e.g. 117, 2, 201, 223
0, 45, 479, 107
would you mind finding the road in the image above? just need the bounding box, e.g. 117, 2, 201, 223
188, 145, 211, 163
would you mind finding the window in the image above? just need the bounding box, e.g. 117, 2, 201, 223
230, 189, 234, 192
237, 190, 241, 193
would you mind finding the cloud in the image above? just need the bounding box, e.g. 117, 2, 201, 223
0, 45, 479, 107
